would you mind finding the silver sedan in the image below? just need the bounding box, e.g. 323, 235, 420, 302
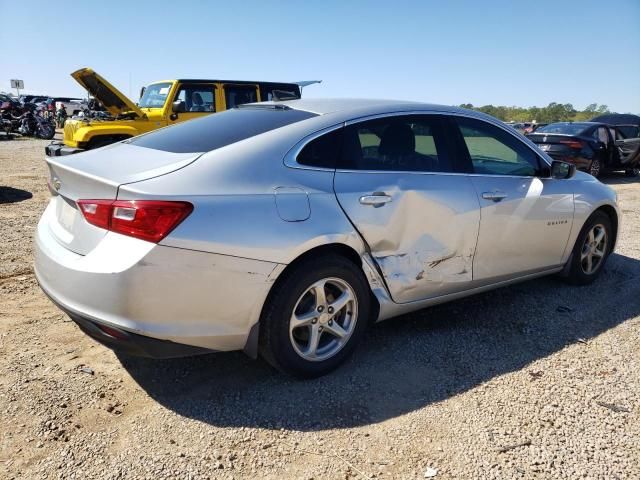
36, 99, 620, 377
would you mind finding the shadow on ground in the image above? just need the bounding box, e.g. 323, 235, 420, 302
119, 253, 640, 431
0, 186, 33, 204
600, 172, 639, 185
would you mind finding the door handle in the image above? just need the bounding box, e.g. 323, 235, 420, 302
482, 191, 508, 202
359, 192, 392, 207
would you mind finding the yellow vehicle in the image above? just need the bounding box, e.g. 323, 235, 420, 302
46, 68, 306, 156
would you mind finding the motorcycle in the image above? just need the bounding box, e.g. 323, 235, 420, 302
0, 101, 55, 140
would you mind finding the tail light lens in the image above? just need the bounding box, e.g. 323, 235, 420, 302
560, 140, 584, 149
77, 199, 193, 243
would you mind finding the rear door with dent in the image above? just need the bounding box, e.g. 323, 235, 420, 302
333, 114, 480, 304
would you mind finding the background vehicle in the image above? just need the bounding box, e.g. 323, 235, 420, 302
523, 123, 547, 134
1, 98, 55, 139
46, 67, 306, 156
527, 122, 640, 177
35, 99, 620, 377
19, 94, 47, 104
54, 97, 87, 117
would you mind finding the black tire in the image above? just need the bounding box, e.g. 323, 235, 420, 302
259, 254, 371, 378
589, 158, 602, 178
625, 167, 639, 178
36, 120, 55, 140
565, 211, 613, 285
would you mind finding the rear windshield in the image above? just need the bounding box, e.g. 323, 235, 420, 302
129, 106, 317, 153
535, 123, 590, 135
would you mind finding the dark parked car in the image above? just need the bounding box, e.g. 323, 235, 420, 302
527, 122, 640, 177
591, 113, 640, 142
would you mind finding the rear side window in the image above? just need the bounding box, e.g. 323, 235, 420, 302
260, 84, 301, 101
224, 85, 258, 108
297, 129, 343, 168
455, 117, 542, 176
338, 115, 453, 172
130, 107, 317, 153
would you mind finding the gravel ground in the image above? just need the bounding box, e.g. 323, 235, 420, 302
1, 136, 639, 479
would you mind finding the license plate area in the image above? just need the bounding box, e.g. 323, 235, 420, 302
57, 197, 78, 233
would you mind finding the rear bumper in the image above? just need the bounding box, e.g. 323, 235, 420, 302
34, 202, 281, 355
45, 141, 84, 157
42, 287, 213, 358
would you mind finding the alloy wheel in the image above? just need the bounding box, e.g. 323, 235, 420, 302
580, 224, 607, 274
289, 277, 358, 362
589, 159, 601, 177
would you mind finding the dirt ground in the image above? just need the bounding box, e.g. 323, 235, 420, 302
1, 136, 639, 479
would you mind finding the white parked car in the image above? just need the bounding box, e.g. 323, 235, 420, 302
54, 97, 87, 116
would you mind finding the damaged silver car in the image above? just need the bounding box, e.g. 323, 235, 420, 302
35, 99, 620, 377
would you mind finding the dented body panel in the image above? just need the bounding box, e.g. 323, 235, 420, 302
334, 172, 480, 303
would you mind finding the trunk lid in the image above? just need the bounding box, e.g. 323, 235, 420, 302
45, 143, 202, 255
526, 133, 584, 158
71, 67, 145, 118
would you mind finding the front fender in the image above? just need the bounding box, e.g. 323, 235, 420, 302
564, 173, 620, 259
69, 124, 140, 147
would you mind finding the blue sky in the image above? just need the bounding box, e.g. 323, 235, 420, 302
2, 0, 639, 112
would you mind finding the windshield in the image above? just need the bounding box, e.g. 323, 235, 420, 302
139, 82, 172, 108
130, 106, 317, 153
536, 123, 590, 135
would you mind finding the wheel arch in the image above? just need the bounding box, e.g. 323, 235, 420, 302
594, 204, 619, 250
243, 242, 381, 359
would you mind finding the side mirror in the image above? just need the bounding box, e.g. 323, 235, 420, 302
551, 160, 576, 179
172, 100, 186, 113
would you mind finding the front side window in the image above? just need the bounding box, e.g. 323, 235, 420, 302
174, 85, 216, 112
224, 85, 258, 109
139, 82, 172, 108
338, 115, 452, 172
455, 117, 542, 176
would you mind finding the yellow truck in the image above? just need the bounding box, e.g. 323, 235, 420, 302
46, 68, 307, 156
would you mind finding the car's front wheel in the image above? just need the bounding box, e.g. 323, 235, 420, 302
259, 254, 371, 378
565, 211, 613, 285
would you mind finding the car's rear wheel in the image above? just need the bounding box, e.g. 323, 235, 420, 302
589, 158, 602, 178
259, 255, 371, 378
565, 211, 613, 285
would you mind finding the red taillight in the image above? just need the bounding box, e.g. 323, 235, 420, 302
77, 199, 193, 243
560, 140, 584, 149
78, 200, 112, 230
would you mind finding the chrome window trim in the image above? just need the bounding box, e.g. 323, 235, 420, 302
284, 109, 553, 177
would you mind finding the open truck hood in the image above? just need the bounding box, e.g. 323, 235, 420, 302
71, 67, 145, 118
